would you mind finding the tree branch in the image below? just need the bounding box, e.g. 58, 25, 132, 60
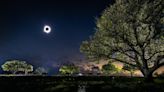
121, 36, 142, 56
150, 55, 164, 73
133, 24, 140, 46
109, 57, 137, 67
147, 51, 164, 61
121, 52, 135, 60
114, 46, 136, 60
151, 62, 164, 74
143, 25, 152, 48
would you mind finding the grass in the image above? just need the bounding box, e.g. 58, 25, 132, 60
0, 76, 163, 92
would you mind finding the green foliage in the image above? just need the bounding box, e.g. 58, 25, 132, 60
123, 64, 137, 77
34, 67, 48, 75
1, 60, 33, 74
122, 64, 136, 71
59, 65, 79, 75
80, 0, 164, 78
102, 63, 118, 75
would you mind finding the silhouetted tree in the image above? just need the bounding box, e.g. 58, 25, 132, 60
34, 67, 48, 75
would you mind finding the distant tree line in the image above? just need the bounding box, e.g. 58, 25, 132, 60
1, 59, 162, 77
1, 59, 121, 76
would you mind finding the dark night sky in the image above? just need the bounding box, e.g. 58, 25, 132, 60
0, 0, 114, 74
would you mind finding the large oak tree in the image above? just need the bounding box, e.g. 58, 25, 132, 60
80, 0, 164, 78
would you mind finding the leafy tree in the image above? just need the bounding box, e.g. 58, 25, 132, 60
122, 64, 137, 77
102, 63, 118, 75
59, 64, 79, 75
1, 60, 33, 74
80, 0, 164, 79
34, 67, 48, 75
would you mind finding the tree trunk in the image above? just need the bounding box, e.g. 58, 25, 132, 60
130, 71, 133, 77
25, 71, 28, 75
143, 69, 153, 82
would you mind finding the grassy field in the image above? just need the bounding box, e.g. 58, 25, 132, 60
0, 76, 163, 92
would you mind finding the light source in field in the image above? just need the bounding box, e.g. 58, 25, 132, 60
43, 25, 51, 34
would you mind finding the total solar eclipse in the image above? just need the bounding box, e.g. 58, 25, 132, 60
44, 25, 51, 34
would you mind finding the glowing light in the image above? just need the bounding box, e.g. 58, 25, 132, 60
44, 25, 51, 34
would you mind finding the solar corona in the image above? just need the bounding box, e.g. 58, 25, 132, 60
44, 25, 51, 34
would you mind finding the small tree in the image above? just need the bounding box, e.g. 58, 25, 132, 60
122, 64, 137, 77
59, 64, 79, 75
102, 63, 118, 75
24, 64, 33, 75
1, 60, 33, 74
34, 67, 48, 75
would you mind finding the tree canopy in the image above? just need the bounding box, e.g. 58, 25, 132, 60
34, 67, 48, 75
80, 0, 164, 78
102, 63, 118, 75
59, 64, 79, 75
1, 60, 33, 74
122, 64, 137, 77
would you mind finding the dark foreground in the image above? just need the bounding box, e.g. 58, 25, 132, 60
0, 76, 163, 92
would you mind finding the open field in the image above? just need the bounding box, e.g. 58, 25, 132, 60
0, 76, 163, 92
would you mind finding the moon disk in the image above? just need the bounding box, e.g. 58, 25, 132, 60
44, 25, 51, 34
